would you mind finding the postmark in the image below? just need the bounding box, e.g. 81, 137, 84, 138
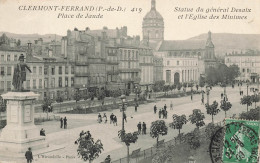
209, 119, 259, 163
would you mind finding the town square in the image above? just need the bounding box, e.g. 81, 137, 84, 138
0, 0, 259, 163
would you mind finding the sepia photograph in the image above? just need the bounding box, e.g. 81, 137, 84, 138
0, 0, 259, 163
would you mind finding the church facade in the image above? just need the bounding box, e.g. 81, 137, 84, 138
143, 0, 217, 84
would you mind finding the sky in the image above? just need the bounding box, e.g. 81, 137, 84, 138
0, 0, 259, 40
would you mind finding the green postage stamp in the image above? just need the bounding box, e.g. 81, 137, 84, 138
222, 119, 259, 163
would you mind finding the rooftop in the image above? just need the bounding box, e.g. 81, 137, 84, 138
158, 40, 206, 51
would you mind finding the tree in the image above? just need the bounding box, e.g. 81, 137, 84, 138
189, 109, 205, 129
17, 39, 21, 46
199, 76, 205, 91
205, 123, 221, 141
185, 131, 200, 150
182, 83, 187, 92
74, 90, 82, 109
239, 107, 260, 120
153, 80, 165, 92
118, 130, 138, 163
75, 131, 103, 163
42, 97, 53, 119
240, 95, 252, 112
150, 120, 168, 147
220, 100, 232, 118
205, 101, 220, 123
251, 94, 260, 109
177, 83, 182, 93
0, 98, 6, 122
227, 64, 240, 83
169, 114, 188, 137
56, 95, 64, 113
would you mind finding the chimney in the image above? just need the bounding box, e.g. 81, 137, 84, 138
27, 42, 32, 56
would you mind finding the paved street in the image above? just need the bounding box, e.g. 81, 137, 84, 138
3, 85, 259, 163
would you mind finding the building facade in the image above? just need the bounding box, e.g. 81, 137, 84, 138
225, 52, 260, 83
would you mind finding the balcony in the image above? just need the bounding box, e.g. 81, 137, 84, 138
75, 72, 90, 77
119, 68, 141, 73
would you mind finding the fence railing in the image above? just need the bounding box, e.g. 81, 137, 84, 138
111, 121, 223, 163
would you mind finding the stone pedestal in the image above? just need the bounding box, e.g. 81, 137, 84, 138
0, 92, 49, 157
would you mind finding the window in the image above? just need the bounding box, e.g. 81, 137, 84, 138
65, 66, 68, 74
39, 79, 42, 88
247, 69, 250, 73
242, 68, 245, 73
52, 67, 55, 75
1, 55, 4, 61
14, 55, 18, 61
51, 78, 55, 88
44, 67, 48, 75
0, 81, 4, 91
71, 77, 74, 86
59, 66, 62, 75
59, 77, 62, 87
33, 79, 36, 89
177, 61, 179, 65
33, 67, 36, 74
65, 77, 68, 87
44, 79, 48, 88
39, 67, 42, 75
7, 67, 11, 75
44, 92, 47, 98
7, 55, 10, 61
71, 66, 74, 74
26, 80, 30, 89
0, 67, 4, 76
7, 81, 11, 91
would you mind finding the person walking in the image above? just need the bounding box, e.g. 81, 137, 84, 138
170, 101, 173, 110
114, 116, 117, 126
164, 104, 167, 111
137, 122, 142, 134
110, 113, 114, 124
201, 98, 204, 105
165, 110, 168, 119
25, 147, 33, 163
103, 113, 107, 123
40, 128, 46, 136
142, 122, 147, 135
63, 117, 67, 129
135, 103, 138, 112
159, 109, 162, 119
154, 105, 157, 114
98, 113, 102, 123
162, 109, 165, 119
60, 117, 63, 128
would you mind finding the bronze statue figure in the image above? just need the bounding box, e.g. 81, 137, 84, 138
12, 54, 32, 91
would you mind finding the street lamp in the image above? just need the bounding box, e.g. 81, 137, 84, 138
206, 86, 210, 104
246, 80, 250, 96
120, 95, 127, 132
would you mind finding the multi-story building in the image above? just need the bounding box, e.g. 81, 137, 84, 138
153, 56, 163, 82
118, 46, 141, 92
139, 46, 154, 90
225, 51, 260, 83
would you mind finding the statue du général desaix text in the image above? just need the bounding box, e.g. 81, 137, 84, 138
12, 54, 32, 91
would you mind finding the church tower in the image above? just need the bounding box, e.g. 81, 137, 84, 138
205, 31, 215, 59
142, 0, 164, 45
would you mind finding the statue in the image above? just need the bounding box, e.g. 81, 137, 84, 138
12, 54, 32, 91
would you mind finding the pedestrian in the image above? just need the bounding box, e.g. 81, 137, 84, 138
221, 93, 223, 99
159, 109, 162, 119
154, 105, 157, 114
113, 116, 117, 126
25, 147, 33, 163
191, 94, 193, 101
164, 104, 167, 111
98, 113, 102, 123
60, 117, 63, 128
80, 130, 86, 137
142, 122, 147, 135
63, 117, 67, 129
241, 91, 243, 95
86, 131, 91, 140
123, 112, 127, 123
103, 113, 107, 123
135, 103, 138, 112
162, 109, 165, 119
201, 98, 204, 105
40, 128, 46, 136
170, 102, 173, 110
165, 110, 168, 119
137, 122, 142, 134
104, 155, 111, 163
110, 113, 114, 124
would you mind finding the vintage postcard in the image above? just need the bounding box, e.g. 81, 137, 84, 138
0, 0, 259, 163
